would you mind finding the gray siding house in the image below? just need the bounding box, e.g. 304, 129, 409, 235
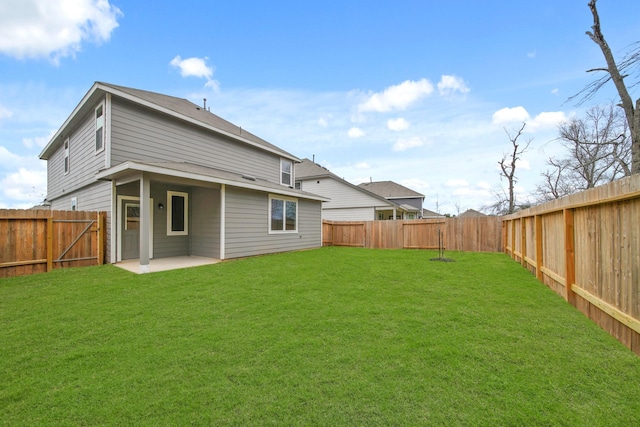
357, 181, 425, 220
39, 82, 327, 272
296, 159, 415, 221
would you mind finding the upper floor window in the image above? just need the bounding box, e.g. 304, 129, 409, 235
63, 138, 70, 175
280, 158, 292, 186
95, 104, 104, 153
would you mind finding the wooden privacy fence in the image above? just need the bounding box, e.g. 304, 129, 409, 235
503, 174, 640, 355
322, 216, 502, 252
0, 209, 106, 278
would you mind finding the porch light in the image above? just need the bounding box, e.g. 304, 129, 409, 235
158, 203, 164, 210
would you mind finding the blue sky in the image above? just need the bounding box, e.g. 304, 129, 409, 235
1, 0, 638, 213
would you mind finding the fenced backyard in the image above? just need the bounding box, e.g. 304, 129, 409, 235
0, 209, 106, 278
503, 173, 640, 355
322, 216, 502, 252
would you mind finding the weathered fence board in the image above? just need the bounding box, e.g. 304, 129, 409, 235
503, 174, 640, 355
0, 210, 106, 278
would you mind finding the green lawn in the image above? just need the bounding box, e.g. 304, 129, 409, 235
1, 247, 639, 426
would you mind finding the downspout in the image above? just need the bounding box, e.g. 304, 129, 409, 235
220, 184, 226, 260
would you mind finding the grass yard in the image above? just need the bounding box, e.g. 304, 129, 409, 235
1, 247, 639, 426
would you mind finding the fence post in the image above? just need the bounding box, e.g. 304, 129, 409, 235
97, 212, 104, 265
564, 208, 576, 305
535, 215, 543, 281
521, 217, 527, 267
46, 216, 53, 272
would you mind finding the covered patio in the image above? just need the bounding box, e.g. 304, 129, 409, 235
114, 255, 220, 274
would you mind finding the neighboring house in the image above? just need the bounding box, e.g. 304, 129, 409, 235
357, 181, 425, 220
39, 82, 327, 272
458, 209, 487, 218
422, 208, 445, 219
295, 159, 403, 221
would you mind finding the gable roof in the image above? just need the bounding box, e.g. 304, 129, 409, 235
357, 181, 425, 199
458, 209, 487, 218
40, 82, 299, 162
296, 159, 395, 207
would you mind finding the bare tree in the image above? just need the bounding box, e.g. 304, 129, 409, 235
499, 123, 531, 214
485, 123, 532, 215
571, 0, 640, 174
535, 104, 630, 202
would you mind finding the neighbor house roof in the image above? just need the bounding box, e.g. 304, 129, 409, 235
357, 181, 425, 199
296, 159, 395, 207
40, 82, 299, 162
458, 209, 487, 218
422, 208, 445, 218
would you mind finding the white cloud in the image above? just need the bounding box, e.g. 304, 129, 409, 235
401, 178, 430, 191
444, 179, 469, 188
348, 127, 365, 138
551, 88, 559, 95
437, 75, 470, 96
358, 79, 434, 112
527, 50, 537, 59
528, 111, 567, 130
392, 136, 424, 151
0, 104, 13, 120
22, 129, 56, 149
0, 165, 47, 208
355, 161, 371, 169
170, 55, 220, 91
387, 117, 410, 131
0, 0, 122, 64
492, 106, 530, 125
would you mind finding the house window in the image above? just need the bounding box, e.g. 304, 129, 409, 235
378, 212, 384, 220
269, 194, 297, 233
63, 138, 70, 174
71, 196, 77, 211
167, 191, 188, 236
280, 158, 292, 186
95, 104, 105, 152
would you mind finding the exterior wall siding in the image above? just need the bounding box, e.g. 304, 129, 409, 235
47, 99, 107, 202
391, 197, 423, 210
110, 98, 283, 183
224, 187, 321, 259
323, 207, 375, 221
150, 183, 190, 258
299, 177, 389, 209
191, 187, 221, 258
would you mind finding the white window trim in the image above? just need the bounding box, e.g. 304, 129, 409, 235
268, 194, 298, 234
167, 191, 189, 236
280, 158, 293, 187
95, 102, 105, 154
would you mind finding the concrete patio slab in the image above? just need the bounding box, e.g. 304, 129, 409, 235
114, 256, 221, 274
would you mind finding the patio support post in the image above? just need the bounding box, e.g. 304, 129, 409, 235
139, 173, 151, 273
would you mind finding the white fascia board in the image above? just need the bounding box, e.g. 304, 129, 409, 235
96, 161, 328, 202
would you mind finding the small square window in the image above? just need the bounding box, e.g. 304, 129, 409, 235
64, 139, 70, 175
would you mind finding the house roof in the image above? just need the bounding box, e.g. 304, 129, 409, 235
39, 82, 299, 162
458, 209, 487, 218
357, 181, 425, 199
95, 161, 329, 202
422, 208, 445, 218
295, 159, 395, 208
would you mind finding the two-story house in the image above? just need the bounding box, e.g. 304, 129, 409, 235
357, 181, 424, 220
39, 82, 327, 273
295, 159, 418, 221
